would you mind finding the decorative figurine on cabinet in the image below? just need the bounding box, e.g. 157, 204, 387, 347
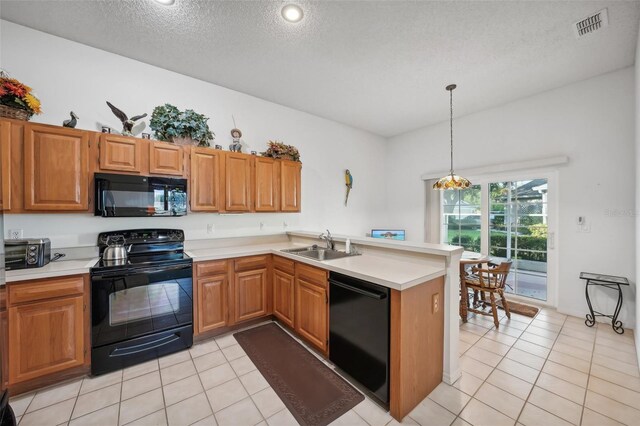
62, 111, 79, 128
229, 128, 243, 152
106, 101, 147, 136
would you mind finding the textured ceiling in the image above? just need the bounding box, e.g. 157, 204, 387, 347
1, 0, 639, 137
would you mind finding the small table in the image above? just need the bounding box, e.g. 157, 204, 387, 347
579, 272, 630, 334
459, 254, 490, 322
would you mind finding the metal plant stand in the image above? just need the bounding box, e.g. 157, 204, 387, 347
579, 272, 629, 334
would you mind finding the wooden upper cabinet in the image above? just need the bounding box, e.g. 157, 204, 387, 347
280, 160, 301, 212
149, 142, 183, 176
99, 134, 143, 173
0, 120, 11, 211
254, 157, 279, 212
225, 153, 252, 212
233, 268, 268, 323
23, 124, 89, 211
190, 147, 223, 212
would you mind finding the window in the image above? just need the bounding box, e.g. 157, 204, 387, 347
441, 185, 481, 252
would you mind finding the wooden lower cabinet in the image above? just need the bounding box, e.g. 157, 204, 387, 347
294, 264, 328, 353
7, 275, 88, 386
193, 256, 328, 357
233, 268, 268, 323
196, 275, 229, 334
273, 269, 295, 328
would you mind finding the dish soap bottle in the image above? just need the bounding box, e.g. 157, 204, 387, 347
345, 238, 351, 254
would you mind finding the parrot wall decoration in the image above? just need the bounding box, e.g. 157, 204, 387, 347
344, 169, 353, 206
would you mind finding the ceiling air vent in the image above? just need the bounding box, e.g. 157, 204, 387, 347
574, 8, 608, 38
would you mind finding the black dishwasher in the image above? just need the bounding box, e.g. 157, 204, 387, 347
329, 272, 390, 405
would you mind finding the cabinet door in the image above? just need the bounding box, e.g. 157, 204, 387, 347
280, 160, 301, 212
254, 157, 278, 212
273, 269, 295, 328
295, 278, 327, 353
24, 124, 89, 211
225, 153, 252, 212
99, 134, 143, 173
233, 268, 267, 323
190, 147, 223, 212
196, 275, 228, 334
150, 142, 183, 176
9, 295, 84, 384
0, 120, 11, 211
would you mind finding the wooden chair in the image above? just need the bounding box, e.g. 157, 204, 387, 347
464, 261, 512, 328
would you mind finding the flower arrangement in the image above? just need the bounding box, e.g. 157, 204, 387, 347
0, 71, 42, 119
261, 140, 300, 162
149, 103, 214, 147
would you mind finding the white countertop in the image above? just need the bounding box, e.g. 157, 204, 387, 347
6, 232, 462, 290
186, 241, 445, 290
5, 258, 99, 283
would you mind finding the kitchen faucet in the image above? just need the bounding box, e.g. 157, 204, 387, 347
319, 229, 335, 250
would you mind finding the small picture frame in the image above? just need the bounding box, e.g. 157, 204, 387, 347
101, 126, 111, 134
141, 133, 151, 140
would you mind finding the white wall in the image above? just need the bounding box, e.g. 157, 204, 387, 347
385, 68, 636, 327
0, 21, 388, 247
635, 25, 640, 364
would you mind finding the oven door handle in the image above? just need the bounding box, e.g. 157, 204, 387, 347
109, 333, 182, 357
92, 263, 192, 278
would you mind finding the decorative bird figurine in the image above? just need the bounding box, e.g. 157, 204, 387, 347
62, 111, 79, 128
106, 101, 147, 136
344, 169, 353, 206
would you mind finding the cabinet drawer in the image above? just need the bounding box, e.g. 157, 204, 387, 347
234, 255, 269, 272
273, 255, 295, 275
9, 275, 85, 306
196, 260, 228, 278
295, 263, 327, 289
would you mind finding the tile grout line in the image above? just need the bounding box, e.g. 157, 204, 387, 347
578, 323, 597, 426
439, 313, 514, 425
189, 342, 220, 425
513, 312, 568, 425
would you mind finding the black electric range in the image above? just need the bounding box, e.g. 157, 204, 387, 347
90, 229, 193, 376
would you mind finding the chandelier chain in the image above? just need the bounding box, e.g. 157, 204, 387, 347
450, 87, 453, 175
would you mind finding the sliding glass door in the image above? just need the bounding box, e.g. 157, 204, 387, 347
489, 180, 548, 301
440, 177, 551, 302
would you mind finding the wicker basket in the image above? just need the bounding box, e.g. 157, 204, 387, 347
0, 104, 31, 121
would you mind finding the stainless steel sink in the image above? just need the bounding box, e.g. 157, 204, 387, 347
281, 245, 357, 261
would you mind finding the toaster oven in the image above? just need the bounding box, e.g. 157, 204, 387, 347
5, 238, 51, 270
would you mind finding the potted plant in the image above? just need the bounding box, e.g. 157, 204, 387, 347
149, 103, 214, 147
261, 140, 301, 162
0, 70, 42, 121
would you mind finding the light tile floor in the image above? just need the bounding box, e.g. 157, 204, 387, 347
9, 308, 639, 426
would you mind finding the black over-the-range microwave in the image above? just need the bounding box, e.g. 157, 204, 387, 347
94, 173, 188, 217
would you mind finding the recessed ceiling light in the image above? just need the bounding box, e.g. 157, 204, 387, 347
154, 0, 175, 6
281, 4, 304, 23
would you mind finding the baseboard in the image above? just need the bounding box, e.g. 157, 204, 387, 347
443, 368, 461, 385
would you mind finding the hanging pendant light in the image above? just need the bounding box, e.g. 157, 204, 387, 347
433, 84, 471, 190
